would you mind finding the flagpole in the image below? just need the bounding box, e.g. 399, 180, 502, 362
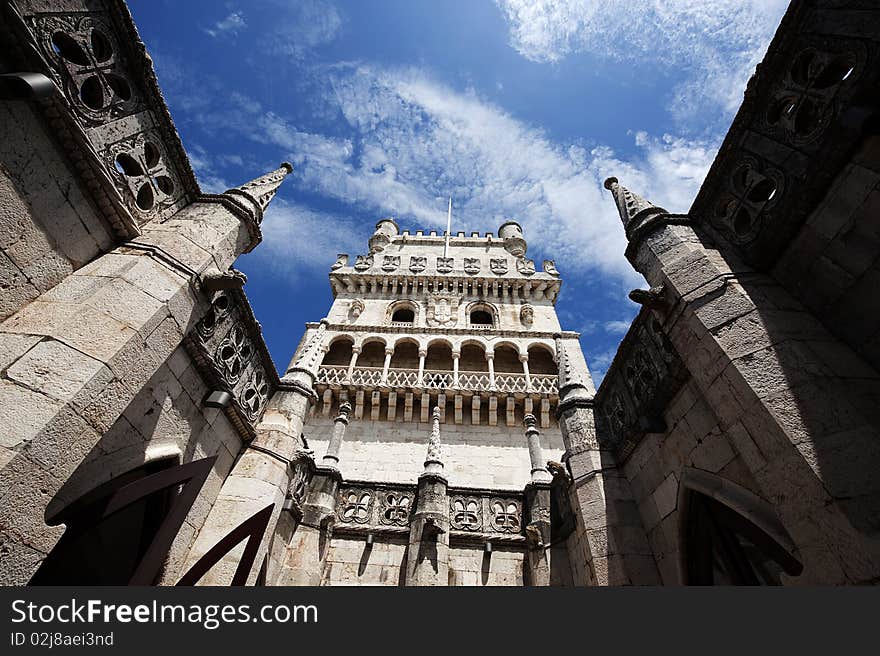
444, 197, 452, 258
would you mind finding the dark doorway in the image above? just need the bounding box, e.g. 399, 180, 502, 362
685, 492, 802, 585
30, 457, 214, 585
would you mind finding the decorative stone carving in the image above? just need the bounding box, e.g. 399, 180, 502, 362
196, 292, 232, 340
240, 368, 269, 422
33, 13, 139, 124
516, 258, 535, 275
347, 299, 364, 323
711, 156, 783, 245
289, 460, 313, 507
490, 258, 508, 275
337, 488, 373, 524
381, 255, 400, 272
378, 491, 412, 526
436, 257, 453, 273
107, 131, 178, 216
520, 303, 534, 327
764, 45, 861, 145
410, 256, 427, 273
450, 497, 482, 531
489, 499, 521, 533
543, 260, 559, 276
331, 254, 348, 270
215, 324, 253, 385
354, 254, 373, 271
425, 293, 460, 327
464, 258, 480, 275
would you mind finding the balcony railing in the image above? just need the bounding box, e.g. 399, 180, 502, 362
316, 365, 558, 394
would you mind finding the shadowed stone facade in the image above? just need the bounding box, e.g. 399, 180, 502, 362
1, 0, 879, 586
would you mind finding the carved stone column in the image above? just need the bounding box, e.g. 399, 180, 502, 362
322, 402, 352, 467
381, 346, 394, 384
554, 335, 658, 586
404, 407, 449, 586
346, 346, 360, 383
486, 351, 496, 390
523, 414, 552, 586
452, 350, 460, 387
417, 348, 427, 387
520, 353, 532, 391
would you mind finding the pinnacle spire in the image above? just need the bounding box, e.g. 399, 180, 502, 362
423, 406, 444, 475
286, 319, 329, 383
603, 176, 667, 236
224, 162, 293, 225
554, 335, 593, 411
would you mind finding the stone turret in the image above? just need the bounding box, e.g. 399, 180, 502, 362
499, 220, 527, 256
368, 217, 400, 253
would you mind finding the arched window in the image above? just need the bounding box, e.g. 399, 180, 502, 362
388, 301, 418, 326
468, 301, 495, 328
391, 307, 415, 324
321, 337, 354, 366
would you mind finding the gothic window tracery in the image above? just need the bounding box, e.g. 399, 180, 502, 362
379, 492, 412, 526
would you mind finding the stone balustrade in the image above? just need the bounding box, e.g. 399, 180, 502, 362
317, 365, 558, 395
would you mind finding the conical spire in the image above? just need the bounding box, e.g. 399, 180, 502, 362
603, 177, 667, 236
423, 406, 444, 475
286, 319, 329, 383
554, 334, 593, 409
224, 162, 293, 225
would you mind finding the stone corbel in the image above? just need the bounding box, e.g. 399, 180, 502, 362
202, 267, 248, 293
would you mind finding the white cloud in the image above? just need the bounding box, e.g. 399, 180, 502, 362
495, 0, 788, 121
264, 0, 342, 59
254, 200, 363, 275
173, 65, 716, 286
603, 320, 632, 335
204, 11, 247, 38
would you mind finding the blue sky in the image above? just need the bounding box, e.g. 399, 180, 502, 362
129, 0, 788, 382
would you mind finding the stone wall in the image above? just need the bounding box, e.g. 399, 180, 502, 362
620, 378, 757, 584
321, 535, 408, 586
33, 344, 245, 585
0, 101, 115, 321
304, 411, 565, 491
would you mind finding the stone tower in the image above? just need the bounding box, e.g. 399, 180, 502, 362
276, 218, 595, 585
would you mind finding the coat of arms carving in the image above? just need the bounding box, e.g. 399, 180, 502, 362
382, 255, 400, 272
426, 293, 460, 327
464, 258, 480, 275
436, 257, 453, 273
516, 258, 535, 275
354, 254, 373, 271
410, 256, 427, 273
543, 259, 560, 276
331, 254, 348, 270
490, 258, 508, 275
